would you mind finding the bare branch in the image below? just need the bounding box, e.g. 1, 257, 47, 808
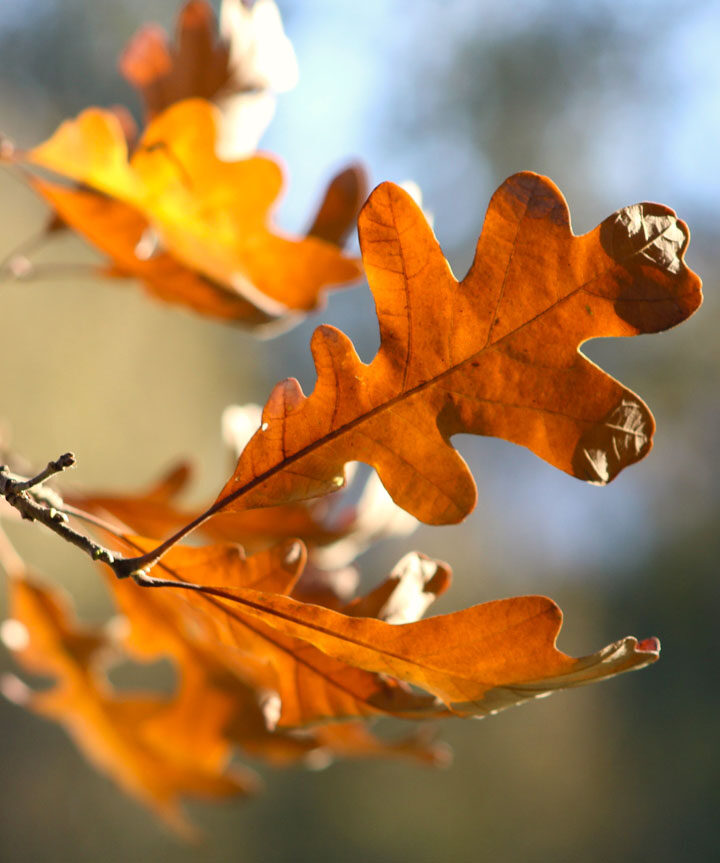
0, 454, 119, 568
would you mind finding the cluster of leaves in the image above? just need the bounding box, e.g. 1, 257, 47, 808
0, 0, 702, 837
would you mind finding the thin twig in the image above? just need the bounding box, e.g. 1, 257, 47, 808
7, 452, 75, 492
2, 262, 104, 285
0, 453, 118, 567
0, 227, 53, 278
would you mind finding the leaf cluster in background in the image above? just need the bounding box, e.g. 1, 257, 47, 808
0, 0, 703, 839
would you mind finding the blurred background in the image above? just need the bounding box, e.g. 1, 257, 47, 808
0, 0, 718, 860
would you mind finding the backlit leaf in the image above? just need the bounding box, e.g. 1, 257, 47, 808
176, 580, 660, 719
1, 573, 258, 836
25, 100, 362, 319
120, 0, 298, 157
210, 174, 701, 528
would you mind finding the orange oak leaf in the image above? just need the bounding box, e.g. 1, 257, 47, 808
31, 180, 277, 326
109, 536, 657, 724
70, 451, 415, 560
24, 99, 362, 319
197, 173, 701, 536
0, 573, 259, 836
170, 580, 660, 719
112, 537, 441, 727
101, 537, 446, 765
120, 0, 298, 157
120, 1, 234, 121
307, 163, 369, 247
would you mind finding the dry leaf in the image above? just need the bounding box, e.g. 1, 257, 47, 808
211, 173, 701, 527
112, 538, 657, 725
0, 573, 259, 836
31, 180, 276, 326
174, 579, 660, 719
307, 163, 369, 247
25, 100, 362, 318
113, 537, 441, 727
120, 0, 298, 157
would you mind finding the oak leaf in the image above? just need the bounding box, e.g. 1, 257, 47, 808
103, 536, 445, 765
174, 578, 660, 719
121, 0, 298, 158
307, 162, 369, 248
120, 1, 235, 121
30, 180, 277, 326
0, 572, 259, 836
112, 537, 441, 727
208, 173, 701, 530
25, 99, 362, 319
111, 536, 657, 724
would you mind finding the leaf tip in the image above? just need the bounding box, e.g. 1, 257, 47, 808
636, 636, 661, 656
573, 397, 653, 484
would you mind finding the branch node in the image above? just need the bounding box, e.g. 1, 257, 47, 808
132, 569, 151, 586
49, 507, 69, 524
91, 547, 115, 565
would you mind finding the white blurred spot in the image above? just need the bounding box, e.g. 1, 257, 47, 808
304, 748, 333, 771
134, 227, 160, 261
259, 689, 281, 731
0, 618, 29, 651
222, 404, 263, 455
0, 673, 31, 705
284, 541, 302, 566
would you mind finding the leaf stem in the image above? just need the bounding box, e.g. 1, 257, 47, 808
109, 504, 223, 579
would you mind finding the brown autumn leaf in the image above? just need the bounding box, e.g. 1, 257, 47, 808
98, 536, 446, 766
206, 172, 701, 530
30, 160, 364, 328
170, 578, 661, 719
307, 162, 369, 247
120, 0, 234, 120
31, 180, 277, 327
111, 536, 441, 727
110, 536, 657, 724
0, 572, 259, 836
120, 0, 298, 157
23, 99, 362, 320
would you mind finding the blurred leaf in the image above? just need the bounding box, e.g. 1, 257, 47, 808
1, 573, 259, 837
25, 100, 362, 323
120, 0, 298, 158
